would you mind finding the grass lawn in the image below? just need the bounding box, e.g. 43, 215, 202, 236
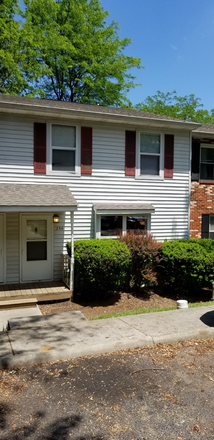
90, 300, 214, 320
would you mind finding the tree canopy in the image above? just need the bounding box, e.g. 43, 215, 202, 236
0, 0, 25, 94
136, 90, 214, 124
0, 0, 142, 105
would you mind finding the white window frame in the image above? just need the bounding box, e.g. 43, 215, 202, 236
136, 131, 164, 179
209, 215, 214, 239
46, 122, 81, 176
95, 212, 151, 239
200, 143, 214, 181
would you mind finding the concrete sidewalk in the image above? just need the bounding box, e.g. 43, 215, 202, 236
1, 305, 214, 369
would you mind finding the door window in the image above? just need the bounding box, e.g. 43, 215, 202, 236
26, 220, 47, 261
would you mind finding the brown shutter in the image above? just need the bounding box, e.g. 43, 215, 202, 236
125, 131, 136, 176
202, 214, 209, 238
81, 127, 92, 174
191, 142, 200, 181
34, 123, 46, 174
164, 134, 174, 178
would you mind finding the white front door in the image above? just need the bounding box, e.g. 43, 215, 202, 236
0, 214, 5, 283
21, 214, 52, 282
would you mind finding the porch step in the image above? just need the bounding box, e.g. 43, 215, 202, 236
0, 298, 38, 310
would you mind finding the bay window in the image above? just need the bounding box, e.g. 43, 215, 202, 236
94, 204, 154, 239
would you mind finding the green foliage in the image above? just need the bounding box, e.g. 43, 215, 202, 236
177, 238, 214, 253
0, 0, 44, 95
159, 239, 214, 293
68, 239, 130, 297
135, 90, 214, 123
0, 0, 24, 94
8, 0, 142, 105
120, 231, 162, 289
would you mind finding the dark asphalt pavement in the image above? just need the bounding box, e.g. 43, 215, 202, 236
1, 338, 214, 439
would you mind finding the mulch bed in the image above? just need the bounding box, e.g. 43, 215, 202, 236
38, 286, 212, 319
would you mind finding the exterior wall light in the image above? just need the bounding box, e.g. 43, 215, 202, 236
53, 214, 59, 223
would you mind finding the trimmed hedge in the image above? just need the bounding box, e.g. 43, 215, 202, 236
159, 239, 214, 293
67, 239, 130, 297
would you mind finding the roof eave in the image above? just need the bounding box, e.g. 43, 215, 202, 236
193, 131, 214, 137
0, 102, 201, 130
0, 205, 77, 212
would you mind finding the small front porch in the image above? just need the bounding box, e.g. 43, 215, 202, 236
0, 281, 71, 303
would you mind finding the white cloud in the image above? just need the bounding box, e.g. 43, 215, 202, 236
170, 44, 177, 50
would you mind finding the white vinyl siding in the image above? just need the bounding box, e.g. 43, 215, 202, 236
0, 116, 191, 282
53, 211, 72, 281
6, 213, 19, 283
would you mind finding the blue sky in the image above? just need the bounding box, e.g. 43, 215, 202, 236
18, 0, 214, 111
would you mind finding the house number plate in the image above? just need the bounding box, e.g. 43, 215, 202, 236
55, 226, 63, 231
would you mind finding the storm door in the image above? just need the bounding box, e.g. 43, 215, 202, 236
21, 215, 52, 282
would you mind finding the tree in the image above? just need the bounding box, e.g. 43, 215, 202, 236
20, 0, 142, 105
135, 90, 214, 123
0, 0, 23, 94
0, 0, 43, 95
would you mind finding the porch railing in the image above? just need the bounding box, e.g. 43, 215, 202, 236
62, 254, 71, 289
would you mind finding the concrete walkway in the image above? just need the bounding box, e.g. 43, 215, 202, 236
1, 305, 214, 369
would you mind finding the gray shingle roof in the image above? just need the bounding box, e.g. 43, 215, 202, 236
193, 124, 214, 134
0, 184, 77, 211
0, 94, 199, 127
93, 203, 155, 212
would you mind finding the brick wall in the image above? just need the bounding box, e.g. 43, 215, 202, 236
190, 181, 214, 237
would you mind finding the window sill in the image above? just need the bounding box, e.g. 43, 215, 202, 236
46, 170, 81, 178
135, 174, 164, 181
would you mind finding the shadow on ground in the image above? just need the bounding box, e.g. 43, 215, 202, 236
0, 402, 105, 440
200, 310, 214, 327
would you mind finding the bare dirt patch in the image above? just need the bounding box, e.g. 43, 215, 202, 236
38, 286, 212, 319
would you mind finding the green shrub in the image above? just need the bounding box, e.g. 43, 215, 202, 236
159, 239, 214, 293
68, 239, 130, 297
175, 238, 214, 253
120, 231, 162, 289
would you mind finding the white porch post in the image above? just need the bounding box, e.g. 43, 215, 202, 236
70, 211, 74, 298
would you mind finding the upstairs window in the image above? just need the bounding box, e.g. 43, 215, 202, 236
200, 145, 214, 180
51, 124, 76, 173
140, 133, 161, 176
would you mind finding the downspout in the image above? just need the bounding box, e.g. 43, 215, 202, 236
188, 130, 192, 239
70, 211, 74, 299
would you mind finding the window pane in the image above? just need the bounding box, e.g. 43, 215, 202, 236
201, 147, 214, 163
140, 134, 160, 154
26, 220, 47, 240
101, 216, 122, 236
210, 216, 214, 231
52, 125, 76, 148
127, 216, 147, 231
52, 149, 75, 171
210, 232, 214, 240
27, 241, 47, 261
200, 163, 214, 180
140, 155, 159, 175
